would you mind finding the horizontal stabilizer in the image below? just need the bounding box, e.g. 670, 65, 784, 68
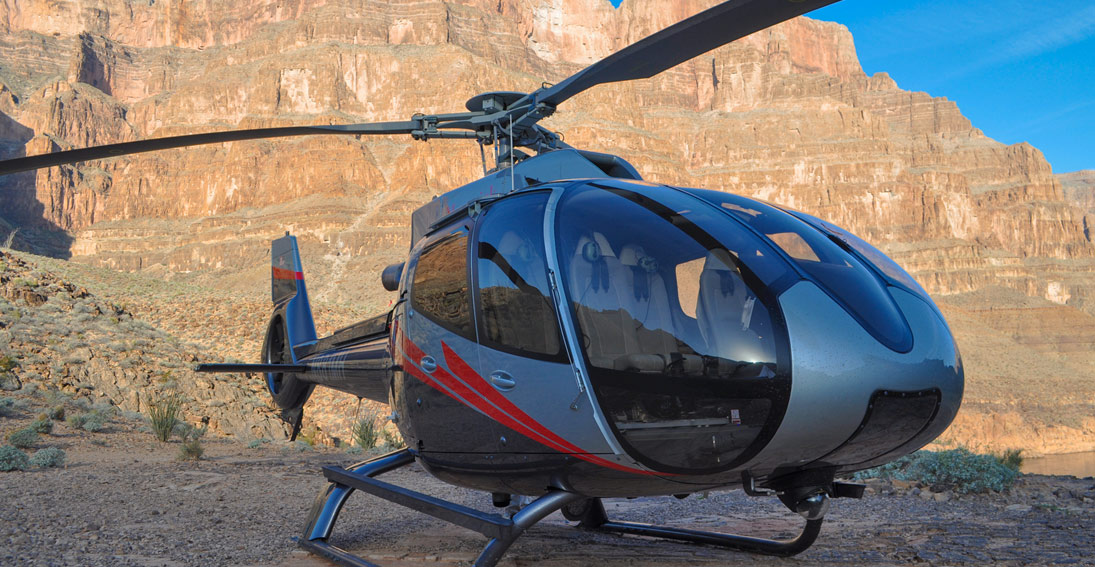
195, 363, 309, 373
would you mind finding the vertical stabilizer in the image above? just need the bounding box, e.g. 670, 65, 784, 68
271, 234, 318, 351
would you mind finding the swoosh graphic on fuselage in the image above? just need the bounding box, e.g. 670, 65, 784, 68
400, 334, 659, 476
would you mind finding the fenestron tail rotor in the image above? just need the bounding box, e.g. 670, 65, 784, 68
0, 0, 837, 176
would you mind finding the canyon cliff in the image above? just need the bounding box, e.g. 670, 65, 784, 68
0, 0, 1092, 456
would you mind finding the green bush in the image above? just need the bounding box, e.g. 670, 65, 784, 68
6, 427, 38, 449
0, 444, 29, 471
0, 397, 14, 417
66, 413, 88, 429
352, 412, 380, 449
30, 417, 53, 435
81, 414, 106, 432
148, 394, 182, 442
29, 447, 65, 468
177, 424, 206, 461
995, 448, 1024, 471
48, 405, 65, 421
855, 448, 1021, 494
381, 427, 405, 450
0, 355, 16, 373
67, 411, 106, 432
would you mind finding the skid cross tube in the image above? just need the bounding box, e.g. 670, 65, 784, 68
299, 448, 584, 567
573, 497, 823, 557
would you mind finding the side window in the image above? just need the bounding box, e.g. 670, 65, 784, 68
475, 192, 562, 358
411, 232, 474, 339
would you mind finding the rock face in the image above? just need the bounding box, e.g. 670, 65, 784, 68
0, 250, 288, 439
1059, 170, 1095, 243
0, 0, 1092, 455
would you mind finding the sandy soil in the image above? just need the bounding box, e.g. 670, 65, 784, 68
2, 397, 1093, 567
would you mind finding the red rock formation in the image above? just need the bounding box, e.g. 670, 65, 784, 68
0, 0, 1092, 454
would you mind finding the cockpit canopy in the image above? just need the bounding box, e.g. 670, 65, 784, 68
417, 179, 924, 474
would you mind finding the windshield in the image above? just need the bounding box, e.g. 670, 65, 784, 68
683, 189, 913, 353
556, 183, 788, 472
558, 186, 779, 377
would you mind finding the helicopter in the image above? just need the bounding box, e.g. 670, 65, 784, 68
0, 0, 964, 565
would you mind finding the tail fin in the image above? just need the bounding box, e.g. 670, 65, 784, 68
271, 233, 317, 351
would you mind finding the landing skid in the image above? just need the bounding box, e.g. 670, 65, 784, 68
565, 497, 822, 557
299, 449, 823, 567
299, 448, 584, 567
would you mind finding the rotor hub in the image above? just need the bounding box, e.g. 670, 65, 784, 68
465, 91, 528, 113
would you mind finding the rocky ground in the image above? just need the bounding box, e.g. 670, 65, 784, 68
2, 390, 1093, 567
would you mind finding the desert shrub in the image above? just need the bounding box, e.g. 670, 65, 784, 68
0, 444, 29, 471
6, 427, 38, 449
119, 410, 144, 422
44, 390, 71, 406
995, 448, 1024, 471
352, 412, 380, 449
381, 427, 405, 450
2, 227, 18, 249
30, 416, 53, 435
29, 447, 65, 468
0, 355, 17, 373
297, 426, 319, 447
48, 405, 65, 421
177, 424, 206, 461
65, 413, 88, 429
148, 394, 182, 442
66, 411, 107, 432
80, 413, 106, 432
0, 397, 14, 417
855, 448, 1021, 494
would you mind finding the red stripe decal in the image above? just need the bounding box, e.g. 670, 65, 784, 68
403, 359, 462, 404
402, 336, 572, 453
399, 336, 657, 476
439, 342, 661, 476
272, 266, 304, 280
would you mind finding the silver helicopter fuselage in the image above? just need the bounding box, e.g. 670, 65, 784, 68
286, 148, 963, 497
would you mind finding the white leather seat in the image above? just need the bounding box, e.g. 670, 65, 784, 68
568, 233, 636, 368
695, 250, 757, 362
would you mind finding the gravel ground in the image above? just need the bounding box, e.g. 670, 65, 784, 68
2, 398, 1093, 567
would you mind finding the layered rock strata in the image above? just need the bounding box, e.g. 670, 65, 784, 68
0, 0, 1092, 454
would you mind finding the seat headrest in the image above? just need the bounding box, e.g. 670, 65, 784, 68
574, 233, 616, 262
702, 250, 735, 272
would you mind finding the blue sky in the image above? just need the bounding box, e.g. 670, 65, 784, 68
810, 0, 1094, 173
611, 1, 1094, 173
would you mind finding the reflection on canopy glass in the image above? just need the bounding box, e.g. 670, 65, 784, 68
557, 184, 784, 472
476, 192, 561, 358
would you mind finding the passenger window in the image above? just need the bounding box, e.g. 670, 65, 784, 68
476, 193, 562, 358
411, 233, 474, 338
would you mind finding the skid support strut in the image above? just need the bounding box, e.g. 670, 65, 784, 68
299, 448, 584, 567
567, 497, 823, 557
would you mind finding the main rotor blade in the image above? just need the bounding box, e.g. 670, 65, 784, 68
0, 121, 421, 176
534, 0, 839, 107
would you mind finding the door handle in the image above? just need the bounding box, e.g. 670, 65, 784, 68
420, 356, 437, 373
489, 371, 516, 391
